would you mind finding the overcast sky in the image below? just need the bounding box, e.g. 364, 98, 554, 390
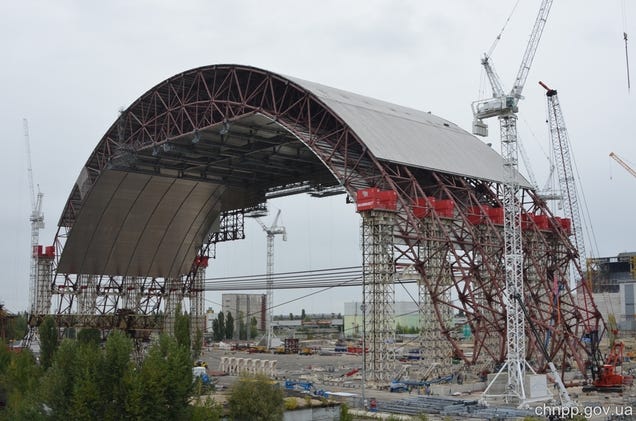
1, 1, 634, 316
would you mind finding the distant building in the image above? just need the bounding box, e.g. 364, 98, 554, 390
587, 252, 636, 293
585, 252, 636, 332
221, 293, 267, 336
205, 307, 215, 333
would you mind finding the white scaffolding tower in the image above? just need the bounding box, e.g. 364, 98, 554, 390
361, 209, 396, 383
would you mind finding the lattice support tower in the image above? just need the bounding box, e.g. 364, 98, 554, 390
189, 257, 208, 341
122, 276, 140, 311
163, 278, 183, 336
34, 250, 53, 317
361, 209, 396, 383
26, 248, 55, 346
474, 219, 503, 372
78, 275, 97, 326
418, 221, 453, 370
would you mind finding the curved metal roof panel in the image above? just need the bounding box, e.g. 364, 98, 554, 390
287, 76, 531, 188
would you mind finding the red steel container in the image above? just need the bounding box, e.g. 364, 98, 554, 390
356, 188, 397, 212
487, 207, 504, 225
412, 197, 435, 218
531, 214, 550, 230
434, 199, 455, 218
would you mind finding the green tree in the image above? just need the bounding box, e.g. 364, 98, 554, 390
228, 374, 284, 421
215, 312, 225, 341
38, 338, 80, 416
238, 312, 247, 340
250, 317, 258, 339
174, 304, 191, 351
301, 308, 306, 321
68, 341, 102, 420
187, 396, 223, 421
98, 330, 133, 420
340, 402, 354, 421
7, 312, 28, 341
0, 348, 43, 419
128, 334, 193, 420
38, 315, 58, 369
77, 328, 101, 346
192, 328, 203, 360
225, 312, 234, 340
212, 319, 220, 341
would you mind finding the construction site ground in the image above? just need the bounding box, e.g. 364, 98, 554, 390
200, 346, 636, 420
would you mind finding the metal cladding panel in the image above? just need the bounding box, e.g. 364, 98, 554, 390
57, 170, 224, 278
288, 76, 532, 188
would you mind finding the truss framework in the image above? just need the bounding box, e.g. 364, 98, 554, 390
37, 66, 602, 378
361, 210, 396, 383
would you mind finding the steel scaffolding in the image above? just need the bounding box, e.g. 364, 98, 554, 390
361, 209, 396, 383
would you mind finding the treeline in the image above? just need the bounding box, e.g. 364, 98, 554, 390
0, 314, 221, 420
211, 311, 258, 341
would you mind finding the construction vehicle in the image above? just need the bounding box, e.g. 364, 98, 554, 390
581, 313, 633, 392
299, 347, 314, 356
283, 379, 326, 397
389, 375, 453, 393
248, 345, 268, 353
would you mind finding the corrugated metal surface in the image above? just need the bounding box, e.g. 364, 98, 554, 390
288, 76, 531, 188
57, 169, 224, 277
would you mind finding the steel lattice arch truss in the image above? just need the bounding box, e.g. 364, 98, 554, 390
41, 64, 603, 377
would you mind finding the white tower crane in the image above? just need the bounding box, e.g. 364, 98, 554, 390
255, 209, 287, 349
472, 0, 558, 406
24, 118, 45, 317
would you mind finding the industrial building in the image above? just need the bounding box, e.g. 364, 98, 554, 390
585, 252, 636, 332
221, 293, 267, 334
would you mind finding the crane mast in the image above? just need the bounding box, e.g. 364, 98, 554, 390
474, 0, 556, 406
255, 209, 287, 349
24, 119, 45, 316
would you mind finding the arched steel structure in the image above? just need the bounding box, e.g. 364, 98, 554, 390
41, 64, 602, 376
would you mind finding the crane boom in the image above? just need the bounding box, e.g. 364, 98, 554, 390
609, 152, 636, 178
24, 119, 45, 316
540, 82, 586, 274
24, 119, 36, 211
511, 0, 553, 98
472, 0, 554, 136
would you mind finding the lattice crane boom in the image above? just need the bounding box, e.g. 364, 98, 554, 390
540, 81, 586, 274
472, 0, 554, 136
610, 152, 636, 178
